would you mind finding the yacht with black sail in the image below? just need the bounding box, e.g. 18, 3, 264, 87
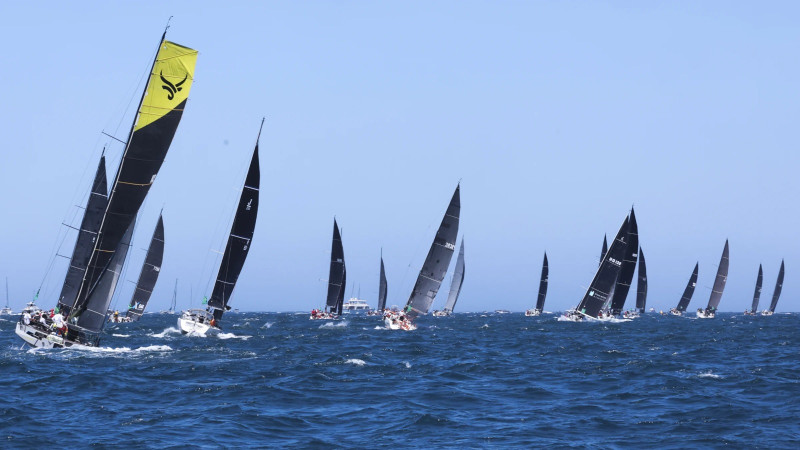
16, 30, 197, 348
366, 251, 388, 316
310, 218, 346, 320
762, 260, 784, 316
697, 240, 729, 319
433, 239, 465, 317
121, 214, 165, 322
179, 121, 261, 335
385, 184, 460, 330
607, 208, 639, 319
744, 265, 763, 316
669, 263, 698, 316
525, 252, 548, 316
634, 247, 647, 316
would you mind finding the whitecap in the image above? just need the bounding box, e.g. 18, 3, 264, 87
135, 345, 172, 352
345, 358, 366, 366
319, 320, 348, 329
262, 322, 273, 329
150, 327, 181, 338
697, 370, 722, 379
480, 324, 489, 329
217, 332, 251, 340
402, 361, 412, 368
112, 333, 130, 338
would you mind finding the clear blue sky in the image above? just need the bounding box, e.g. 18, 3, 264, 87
1, 1, 798, 313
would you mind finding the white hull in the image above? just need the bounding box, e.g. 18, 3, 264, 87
178, 315, 218, 335
761, 310, 774, 316
432, 310, 451, 317
383, 315, 416, 331
0, 307, 13, 315
525, 309, 541, 317
15, 322, 89, 349
670, 310, 683, 316
696, 310, 715, 319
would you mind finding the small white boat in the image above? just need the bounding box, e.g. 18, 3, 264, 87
524, 309, 541, 317
383, 311, 416, 330
432, 310, 451, 317
309, 310, 338, 320
0, 307, 12, 315
761, 310, 774, 316
178, 309, 219, 335
669, 308, 683, 316
342, 298, 369, 312
696, 308, 715, 319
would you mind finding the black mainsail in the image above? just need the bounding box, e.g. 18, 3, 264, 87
600, 235, 608, 267
404, 184, 461, 320
442, 239, 465, 313
635, 247, 647, 313
535, 252, 549, 313
750, 264, 763, 313
126, 214, 165, 321
377, 252, 387, 312
57, 155, 108, 313
609, 208, 639, 315
325, 219, 346, 314
767, 260, 785, 313
206, 126, 261, 322
69, 34, 197, 323
675, 263, 698, 312
575, 215, 629, 318
704, 240, 729, 314
337, 266, 346, 316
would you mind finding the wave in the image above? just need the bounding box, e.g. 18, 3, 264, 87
262, 322, 273, 329
112, 333, 130, 338
345, 359, 366, 366
697, 370, 723, 379
218, 332, 251, 340
150, 327, 181, 338
319, 320, 348, 329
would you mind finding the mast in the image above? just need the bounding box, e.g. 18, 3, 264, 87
575, 215, 629, 318
404, 184, 461, 319
126, 214, 165, 321
750, 265, 763, 313
377, 251, 387, 311
325, 219, 345, 314
206, 121, 262, 322
676, 263, 698, 312
704, 240, 729, 313
609, 208, 639, 315
170, 279, 178, 312
768, 260, 785, 313
442, 239, 465, 313
70, 32, 198, 323
535, 252, 548, 312
635, 247, 647, 313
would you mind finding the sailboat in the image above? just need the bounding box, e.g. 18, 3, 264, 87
178, 122, 261, 334
433, 239, 465, 317
1, 278, 12, 315
562, 213, 629, 322
310, 219, 346, 320
608, 208, 639, 317
762, 260, 784, 315
744, 265, 763, 316
635, 247, 647, 314
368, 252, 388, 316
161, 279, 178, 314
697, 240, 729, 318
670, 263, 698, 316
385, 184, 460, 330
122, 214, 165, 322
526, 253, 548, 316
16, 31, 197, 348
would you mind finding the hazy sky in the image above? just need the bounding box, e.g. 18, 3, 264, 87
1, 1, 798, 313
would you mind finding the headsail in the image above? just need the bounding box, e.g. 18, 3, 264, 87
325, 219, 345, 314
377, 252, 387, 311
207, 125, 261, 321
750, 264, 763, 313
535, 252, 548, 313
575, 215, 629, 318
705, 240, 729, 313
404, 184, 461, 319
609, 208, 638, 315
768, 260, 785, 313
442, 239, 465, 313
636, 247, 647, 313
336, 267, 346, 316
71, 36, 198, 321
676, 263, 698, 312
57, 155, 108, 313
126, 214, 165, 321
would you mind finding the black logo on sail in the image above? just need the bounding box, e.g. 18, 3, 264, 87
160, 71, 187, 100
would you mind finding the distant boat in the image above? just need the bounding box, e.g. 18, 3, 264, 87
386, 184, 460, 330
697, 240, 729, 319
635, 247, 647, 314
525, 252, 548, 316
433, 239, 465, 317
563, 214, 629, 321
122, 214, 165, 322
311, 219, 346, 320
160, 279, 178, 314
744, 265, 763, 316
670, 263, 698, 316
762, 260, 784, 316
608, 208, 639, 316
1, 278, 12, 315
179, 121, 261, 335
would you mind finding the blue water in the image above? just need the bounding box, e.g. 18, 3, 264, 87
1, 312, 799, 448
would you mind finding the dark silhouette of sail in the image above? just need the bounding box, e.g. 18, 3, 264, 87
576, 215, 629, 318
676, 263, 698, 312
768, 260, 785, 313
75, 218, 135, 333
207, 134, 261, 322
600, 235, 608, 267
405, 184, 460, 319
750, 265, 763, 313
325, 219, 345, 313
443, 239, 465, 312
535, 252, 548, 313
705, 240, 729, 314
336, 267, 346, 316
377, 253, 387, 311
57, 156, 108, 313
636, 247, 647, 313
126, 214, 165, 320
609, 208, 639, 315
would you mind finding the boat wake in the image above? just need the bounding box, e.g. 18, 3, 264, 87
319, 320, 348, 329
27, 344, 173, 355
150, 327, 181, 338
218, 332, 251, 340
112, 333, 131, 338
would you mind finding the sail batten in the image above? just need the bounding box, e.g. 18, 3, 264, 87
126, 215, 165, 321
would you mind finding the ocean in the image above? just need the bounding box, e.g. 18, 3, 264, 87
1, 312, 799, 448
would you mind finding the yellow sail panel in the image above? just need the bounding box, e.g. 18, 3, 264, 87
135, 40, 198, 131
